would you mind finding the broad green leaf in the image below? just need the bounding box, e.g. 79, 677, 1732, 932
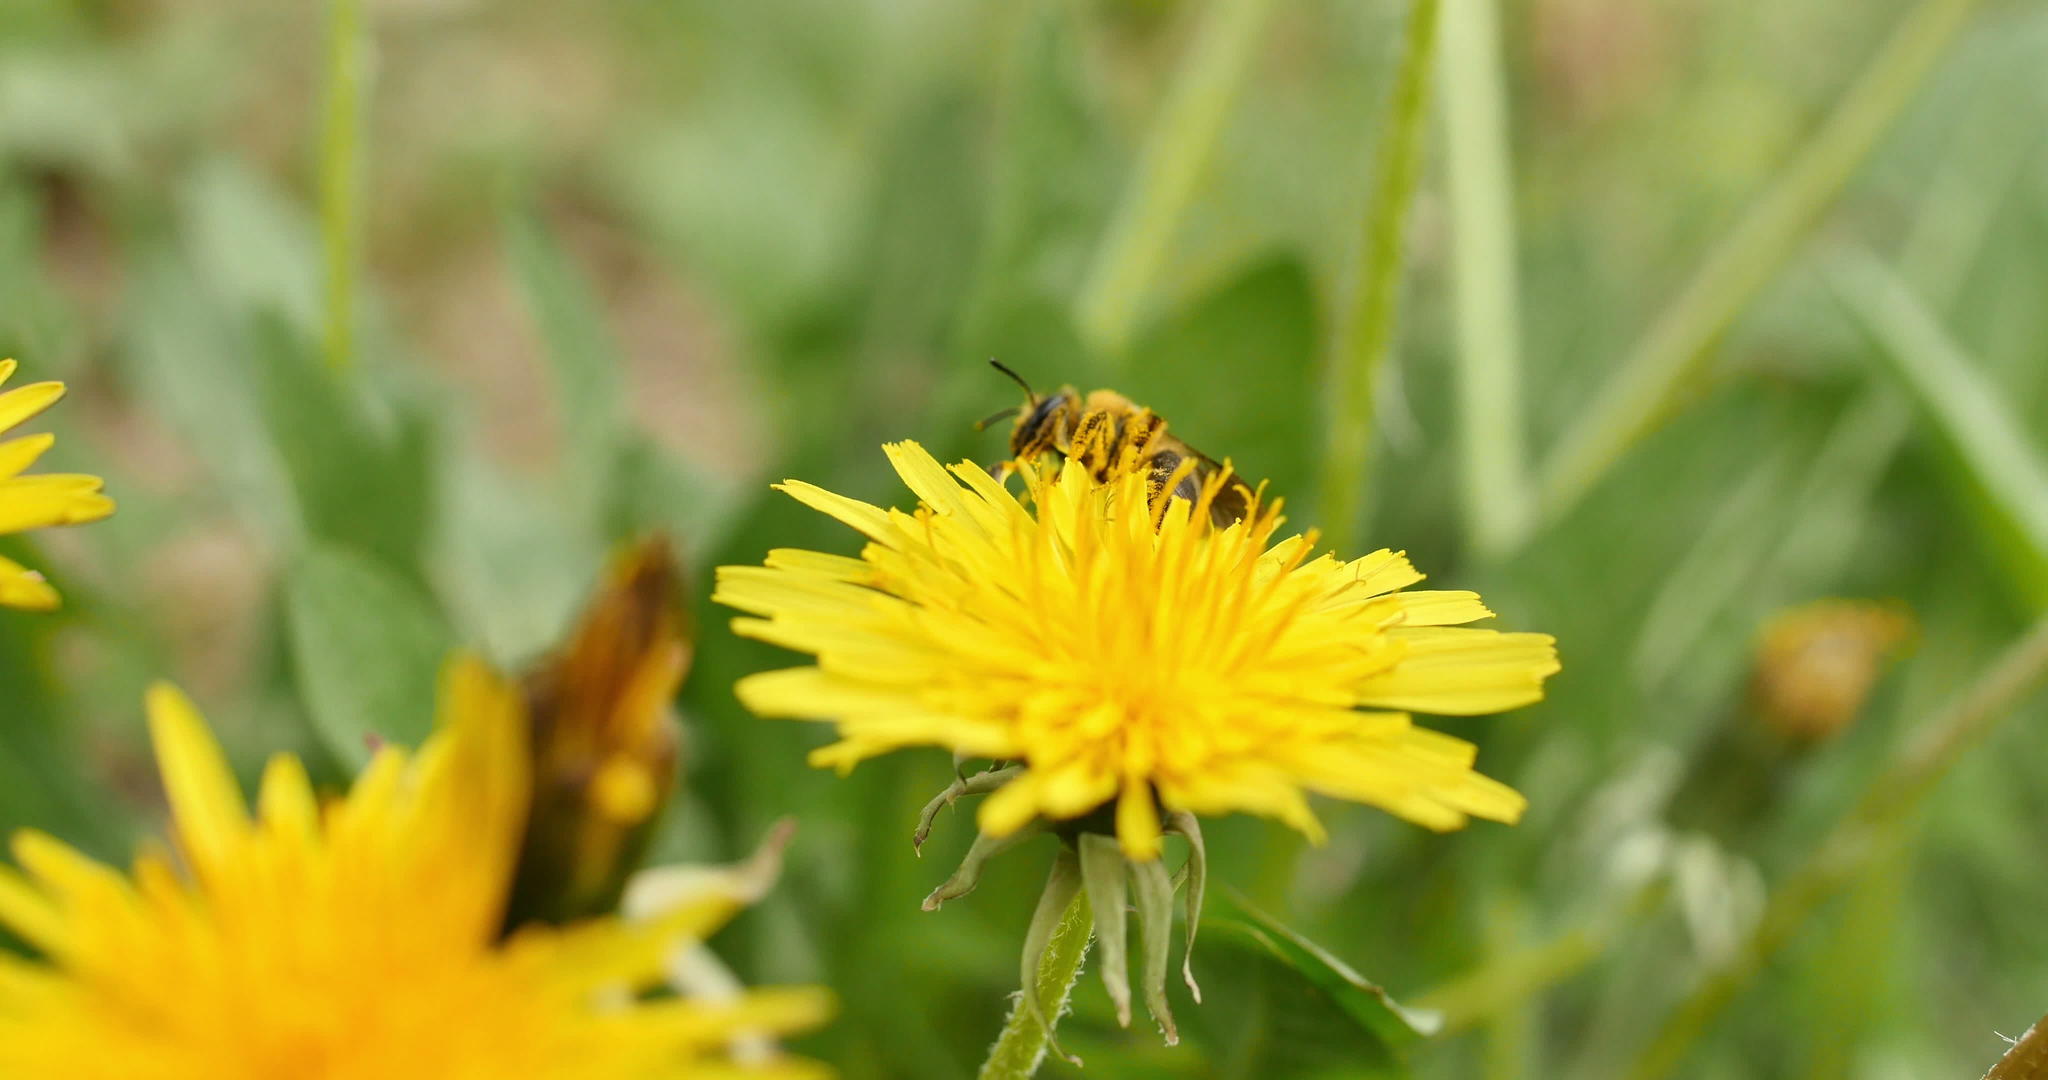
121, 252, 303, 548
247, 318, 434, 581
178, 157, 323, 336
607, 434, 744, 559
503, 211, 738, 553
0, 579, 120, 854
0, 181, 81, 365
425, 443, 601, 667
502, 211, 627, 514
284, 542, 453, 769
1182, 892, 1432, 1079
0, 51, 127, 177
598, 82, 857, 326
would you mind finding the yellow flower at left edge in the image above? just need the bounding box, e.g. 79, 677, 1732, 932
0, 657, 833, 1080
0, 359, 115, 610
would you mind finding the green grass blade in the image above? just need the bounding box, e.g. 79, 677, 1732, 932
1623, 613, 2048, 1080
1638, 82, 2030, 691
1437, 0, 1528, 559
1317, 0, 1441, 554
317, 0, 366, 374
1629, 447, 1799, 688
1832, 251, 2048, 607
1075, 0, 1278, 362
1531, 0, 1985, 538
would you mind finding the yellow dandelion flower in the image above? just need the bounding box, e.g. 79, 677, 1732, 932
0, 358, 114, 610
716, 441, 1560, 862
0, 658, 831, 1080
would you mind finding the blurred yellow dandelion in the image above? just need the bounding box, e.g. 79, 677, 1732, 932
0, 359, 114, 610
0, 658, 831, 1080
1751, 598, 1913, 742
716, 441, 1560, 861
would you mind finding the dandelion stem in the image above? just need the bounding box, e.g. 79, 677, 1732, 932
1621, 614, 2048, 1080
1529, 0, 1983, 540
318, 0, 367, 373
1076, 0, 1278, 362
1317, 0, 1442, 554
978, 888, 1094, 1080
1437, 0, 1528, 560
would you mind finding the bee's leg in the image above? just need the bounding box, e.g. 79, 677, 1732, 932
1109, 411, 1162, 479
1069, 410, 1119, 480
1125, 410, 1167, 460
1144, 449, 1185, 526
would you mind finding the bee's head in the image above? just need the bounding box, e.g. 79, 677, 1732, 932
976, 360, 1078, 461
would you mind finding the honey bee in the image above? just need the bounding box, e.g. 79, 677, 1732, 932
977, 361, 1257, 528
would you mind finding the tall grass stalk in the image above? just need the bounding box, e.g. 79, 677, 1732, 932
318, 0, 367, 374
1640, 88, 2031, 689
1437, 0, 1528, 559
1529, 0, 1984, 540
1832, 253, 2048, 607
1075, 0, 1278, 362
1317, 0, 1442, 555
978, 890, 1094, 1080
1622, 614, 2048, 1080
1415, 112, 2023, 1033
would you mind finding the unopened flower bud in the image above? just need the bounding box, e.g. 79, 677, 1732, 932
917, 768, 1208, 1052
502, 536, 690, 931
1750, 599, 1913, 743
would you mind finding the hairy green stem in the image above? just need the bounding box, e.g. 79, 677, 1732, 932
1076, 0, 1278, 363
1530, 0, 1983, 539
979, 889, 1095, 1080
318, 0, 367, 373
1622, 615, 2048, 1080
1317, 0, 1442, 554
1985, 1011, 2048, 1079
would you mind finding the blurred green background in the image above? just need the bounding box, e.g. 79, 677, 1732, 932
4, 0, 2048, 1076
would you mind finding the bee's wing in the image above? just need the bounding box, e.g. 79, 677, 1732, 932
1151, 445, 1255, 528
1200, 458, 1255, 528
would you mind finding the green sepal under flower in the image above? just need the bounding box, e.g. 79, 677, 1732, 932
917, 769, 1208, 1053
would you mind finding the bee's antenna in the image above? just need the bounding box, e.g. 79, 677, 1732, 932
988, 359, 1036, 401
972, 406, 1022, 431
